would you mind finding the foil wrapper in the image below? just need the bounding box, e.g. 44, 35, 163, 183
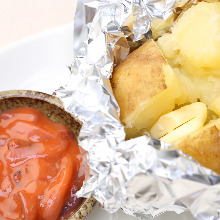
56, 0, 220, 219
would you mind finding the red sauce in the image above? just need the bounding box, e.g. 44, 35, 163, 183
0, 107, 84, 220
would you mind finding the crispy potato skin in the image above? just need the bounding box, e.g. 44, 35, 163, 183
177, 125, 220, 174
111, 39, 167, 123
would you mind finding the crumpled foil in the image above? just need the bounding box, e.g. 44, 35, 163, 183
56, 0, 220, 219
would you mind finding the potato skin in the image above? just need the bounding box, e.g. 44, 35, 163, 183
111, 39, 167, 123
177, 125, 220, 174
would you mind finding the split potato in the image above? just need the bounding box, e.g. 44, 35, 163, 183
111, 1, 220, 173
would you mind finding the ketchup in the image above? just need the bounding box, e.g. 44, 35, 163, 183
0, 107, 85, 220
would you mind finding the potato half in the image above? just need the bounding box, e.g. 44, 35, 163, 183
111, 39, 185, 139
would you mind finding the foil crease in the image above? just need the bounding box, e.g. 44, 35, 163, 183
56, 0, 220, 219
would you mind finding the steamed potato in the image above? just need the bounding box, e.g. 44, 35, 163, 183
111, 39, 185, 139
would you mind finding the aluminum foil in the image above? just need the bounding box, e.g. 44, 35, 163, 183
56, 0, 220, 219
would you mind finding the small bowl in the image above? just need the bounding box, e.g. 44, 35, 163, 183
0, 90, 96, 220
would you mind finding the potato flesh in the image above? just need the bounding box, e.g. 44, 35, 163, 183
173, 68, 220, 105
209, 95, 220, 116
171, 2, 220, 75
150, 102, 207, 143
157, 2, 220, 113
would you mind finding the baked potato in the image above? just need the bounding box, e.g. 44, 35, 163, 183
111, 1, 220, 174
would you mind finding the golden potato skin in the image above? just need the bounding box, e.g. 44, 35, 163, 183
176, 124, 220, 174
111, 39, 167, 121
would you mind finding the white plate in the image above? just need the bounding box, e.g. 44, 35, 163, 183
0, 24, 196, 220
0, 23, 74, 94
